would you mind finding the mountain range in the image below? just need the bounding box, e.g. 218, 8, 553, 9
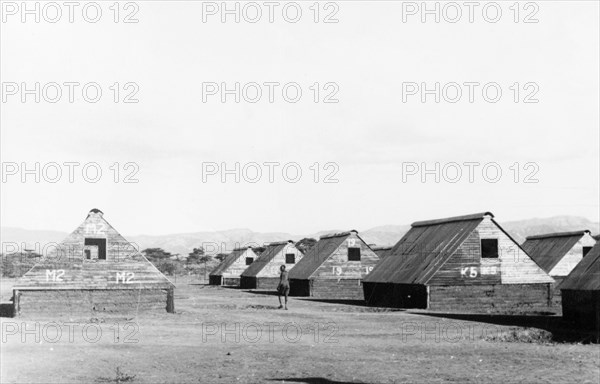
1, 216, 598, 256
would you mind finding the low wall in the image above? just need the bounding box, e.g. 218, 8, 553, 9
429, 284, 554, 313
13, 288, 174, 318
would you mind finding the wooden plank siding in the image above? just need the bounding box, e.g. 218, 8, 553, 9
220, 248, 258, 286
363, 213, 554, 312
549, 233, 597, 276
239, 275, 282, 290
255, 277, 280, 290
14, 288, 173, 318
428, 217, 553, 286
254, 242, 303, 278
12, 210, 175, 317
428, 284, 553, 313
310, 279, 366, 300
312, 232, 379, 280
289, 231, 379, 300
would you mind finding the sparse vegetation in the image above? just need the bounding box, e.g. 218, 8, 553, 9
296, 238, 317, 254
485, 327, 554, 344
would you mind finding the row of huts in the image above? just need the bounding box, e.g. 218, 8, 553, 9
210, 211, 599, 328
9, 209, 599, 330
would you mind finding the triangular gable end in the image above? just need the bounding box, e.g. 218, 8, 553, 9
221, 247, 258, 278
424, 215, 554, 285
245, 241, 303, 278
308, 232, 380, 280
548, 232, 597, 276
14, 209, 174, 290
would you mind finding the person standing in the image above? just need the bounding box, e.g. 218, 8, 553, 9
277, 265, 290, 310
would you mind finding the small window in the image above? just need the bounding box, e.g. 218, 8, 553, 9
245, 257, 254, 265
84, 238, 106, 260
481, 239, 498, 259
84, 249, 91, 259
348, 248, 361, 261
285, 253, 296, 264
583, 246, 593, 257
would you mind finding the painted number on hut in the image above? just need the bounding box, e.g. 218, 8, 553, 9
460, 265, 498, 279
84, 223, 106, 234
460, 266, 479, 278
46, 269, 65, 281
116, 272, 135, 283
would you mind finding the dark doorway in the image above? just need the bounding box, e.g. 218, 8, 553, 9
85, 238, 107, 260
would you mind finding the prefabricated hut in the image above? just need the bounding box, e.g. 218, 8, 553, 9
288, 230, 379, 300
240, 240, 303, 290
521, 230, 596, 306
522, 230, 596, 281
208, 246, 258, 286
559, 242, 600, 329
363, 212, 555, 313
12, 209, 175, 318
371, 246, 393, 260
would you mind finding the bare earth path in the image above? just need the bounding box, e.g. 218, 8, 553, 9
1, 279, 598, 383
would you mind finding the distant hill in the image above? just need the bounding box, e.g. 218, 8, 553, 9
2, 216, 598, 256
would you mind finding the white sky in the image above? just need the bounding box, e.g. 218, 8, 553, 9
1, 1, 598, 235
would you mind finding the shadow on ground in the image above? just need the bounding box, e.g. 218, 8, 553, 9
269, 378, 372, 384
245, 290, 278, 296
296, 298, 369, 306
414, 311, 599, 343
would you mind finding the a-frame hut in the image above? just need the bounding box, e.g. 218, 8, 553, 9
288, 230, 379, 300
371, 246, 393, 260
363, 212, 555, 313
208, 246, 257, 286
522, 230, 596, 306
522, 230, 596, 279
559, 242, 600, 330
240, 240, 303, 290
12, 209, 175, 318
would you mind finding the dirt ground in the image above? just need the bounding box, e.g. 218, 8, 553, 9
1, 277, 598, 384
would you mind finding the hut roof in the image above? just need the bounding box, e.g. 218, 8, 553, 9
522, 230, 591, 272
372, 246, 393, 259
559, 242, 600, 291
209, 247, 254, 276
13, 209, 174, 290
241, 241, 294, 278
363, 213, 487, 285
363, 212, 542, 285
288, 230, 361, 280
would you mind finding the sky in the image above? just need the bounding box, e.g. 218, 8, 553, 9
1, 1, 599, 236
